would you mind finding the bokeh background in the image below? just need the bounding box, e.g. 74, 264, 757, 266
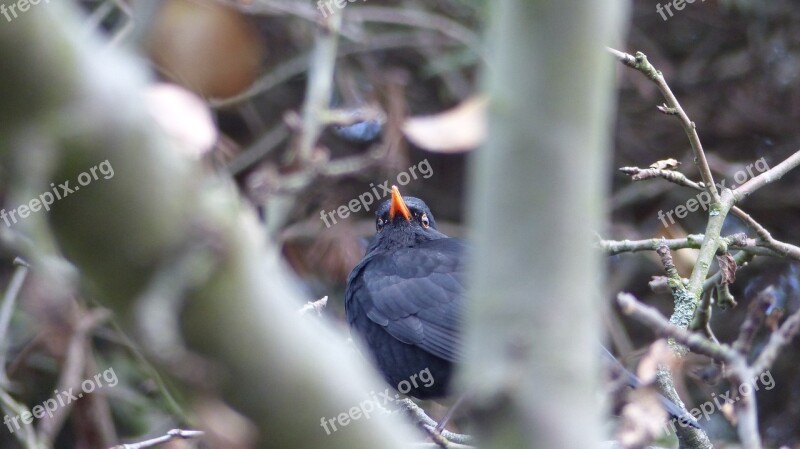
0, 0, 798, 447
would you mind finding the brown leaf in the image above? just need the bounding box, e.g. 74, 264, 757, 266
716, 252, 737, 285
649, 158, 681, 170
402, 95, 486, 153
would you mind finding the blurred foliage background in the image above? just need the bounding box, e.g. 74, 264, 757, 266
0, 0, 798, 447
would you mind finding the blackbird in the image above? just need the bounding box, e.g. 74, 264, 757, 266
345, 186, 698, 427
346, 186, 461, 399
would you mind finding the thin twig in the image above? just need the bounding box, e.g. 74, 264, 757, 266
0, 388, 40, 449
608, 48, 719, 205
690, 289, 718, 344
37, 309, 111, 445
294, 11, 342, 163
394, 399, 474, 446
619, 165, 702, 190
212, 30, 461, 109
618, 164, 800, 260
646, 251, 752, 294
227, 123, 289, 175
729, 206, 800, 259
617, 293, 739, 364
346, 6, 482, 54
600, 233, 781, 257
734, 150, 800, 201
750, 307, 800, 375
0, 258, 30, 387
108, 429, 204, 449
726, 357, 762, 449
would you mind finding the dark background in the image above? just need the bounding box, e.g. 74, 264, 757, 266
0, 0, 799, 447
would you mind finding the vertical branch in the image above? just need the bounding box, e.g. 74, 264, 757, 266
295, 12, 342, 162
655, 241, 696, 354
461, 1, 626, 447
266, 12, 342, 234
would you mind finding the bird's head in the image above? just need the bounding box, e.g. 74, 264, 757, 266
368, 186, 446, 251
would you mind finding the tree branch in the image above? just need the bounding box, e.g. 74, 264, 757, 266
608, 48, 719, 205
0, 4, 419, 448
617, 293, 761, 449
734, 150, 800, 201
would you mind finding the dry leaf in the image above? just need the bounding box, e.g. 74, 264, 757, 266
716, 252, 737, 285
402, 95, 486, 153
649, 158, 681, 170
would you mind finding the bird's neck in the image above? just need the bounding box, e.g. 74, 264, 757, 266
368, 231, 446, 254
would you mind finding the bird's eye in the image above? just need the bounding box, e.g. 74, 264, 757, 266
376, 218, 385, 232
420, 213, 430, 228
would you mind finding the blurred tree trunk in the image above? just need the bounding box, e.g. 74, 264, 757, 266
460, 1, 627, 447
0, 3, 419, 449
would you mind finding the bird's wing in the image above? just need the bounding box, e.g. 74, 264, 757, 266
347, 238, 465, 363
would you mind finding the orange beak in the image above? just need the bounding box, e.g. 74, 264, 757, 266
389, 185, 412, 222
